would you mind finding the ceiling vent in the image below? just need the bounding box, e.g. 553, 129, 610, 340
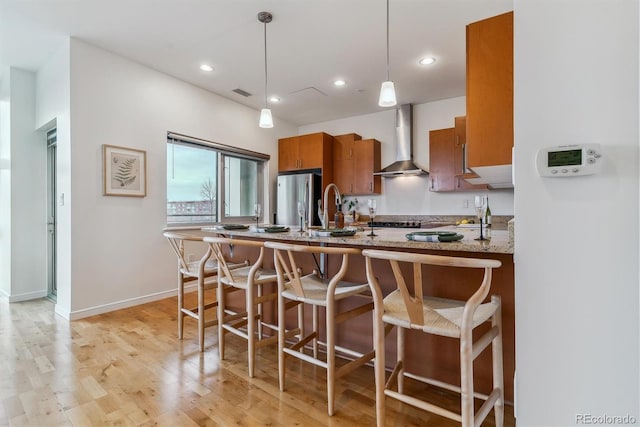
232, 88, 252, 97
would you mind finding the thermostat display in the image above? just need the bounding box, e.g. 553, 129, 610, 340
548, 149, 581, 167
536, 144, 602, 177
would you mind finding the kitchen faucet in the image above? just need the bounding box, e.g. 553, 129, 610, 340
318, 183, 342, 229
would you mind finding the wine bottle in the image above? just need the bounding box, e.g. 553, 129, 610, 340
485, 196, 492, 227
334, 204, 345, 229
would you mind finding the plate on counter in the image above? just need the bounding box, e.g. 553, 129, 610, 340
310, 228, 357, 237
209, 224, 249, 231
221, 224, 249, 230
406, 231, 464, 242
250, 225, 290, 233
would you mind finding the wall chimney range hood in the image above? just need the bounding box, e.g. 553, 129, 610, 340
374, 104, 428, 177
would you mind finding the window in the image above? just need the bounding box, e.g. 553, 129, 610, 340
167, 133, 268, 226
224, 156, 258, 217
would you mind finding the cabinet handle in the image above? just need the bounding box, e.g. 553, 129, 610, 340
349, 148, 353, 158
462, 143, 468, 173
455, 135, 460, 147
431, 178, 434, 190
456, 177, 460, 188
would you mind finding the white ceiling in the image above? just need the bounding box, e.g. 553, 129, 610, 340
0, 0, 513, 126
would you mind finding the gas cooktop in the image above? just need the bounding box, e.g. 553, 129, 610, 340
367, 221, 422, 228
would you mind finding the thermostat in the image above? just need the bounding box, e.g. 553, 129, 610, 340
536, 144, 602, 177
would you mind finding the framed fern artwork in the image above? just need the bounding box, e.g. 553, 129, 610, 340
103, 144, 147, 197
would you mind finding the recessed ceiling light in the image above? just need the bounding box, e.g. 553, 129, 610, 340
334, 79, 347, 87
419, 57, 436, 66
269, 96, 281, 103
199, 64, 214, 72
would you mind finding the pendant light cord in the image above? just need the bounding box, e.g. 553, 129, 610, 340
385, 0, 390, 81
263, 20, 268, 109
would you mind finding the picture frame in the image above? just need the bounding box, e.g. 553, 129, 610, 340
103, 144, 147, 197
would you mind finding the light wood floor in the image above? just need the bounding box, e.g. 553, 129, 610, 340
0, 296, 515, 426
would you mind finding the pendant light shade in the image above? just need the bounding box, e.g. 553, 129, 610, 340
378, 81, 397, 107
259, 108, 273, 128
258, 11, 274, 128
378, 0, 397, 107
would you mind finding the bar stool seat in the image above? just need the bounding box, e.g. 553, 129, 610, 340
383, 291, 499, 337
219, 264, 276, 290
281, 274, 369, 305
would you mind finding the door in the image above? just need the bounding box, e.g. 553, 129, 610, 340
46, 129, 57, 300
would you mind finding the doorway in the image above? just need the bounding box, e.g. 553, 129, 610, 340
46, 128, 57, 300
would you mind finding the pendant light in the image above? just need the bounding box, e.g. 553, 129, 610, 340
258, 11, 274, 128
378, 0, 397, 107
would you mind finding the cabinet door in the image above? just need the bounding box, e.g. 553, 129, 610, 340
429, 128, 456, 192
333, 158, 354, 194
453, 116, 467, 175
466, 11, 513, 168
297, 133, 325, 170
333, 133, 360, 194
333, 133, 361, 161
278, 136, 300, 171
353, 139, 381, 194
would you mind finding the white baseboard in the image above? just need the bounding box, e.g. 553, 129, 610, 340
68, 283, 198, 320
7, 289, 48, 303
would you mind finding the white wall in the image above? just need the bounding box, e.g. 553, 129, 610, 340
299, 97, 515, 216
36, 40, 71, 318
0, 68, 11, 297
514, 1, 639, 425
9, 68, 47, 302
0, 68, 48, 302
64, 39, 296, 318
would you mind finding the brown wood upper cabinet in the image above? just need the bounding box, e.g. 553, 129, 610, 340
429, 127, 456, 192
466, 11, 513, 168
278, 132, 333, 172
429, 117, 487, 192
333, 133, 381, 195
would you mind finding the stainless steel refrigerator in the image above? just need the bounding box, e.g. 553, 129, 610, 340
276, 173, 321, 228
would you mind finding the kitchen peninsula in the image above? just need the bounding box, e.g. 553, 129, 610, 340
201, 222, 515, 401
204, 223, 513, 254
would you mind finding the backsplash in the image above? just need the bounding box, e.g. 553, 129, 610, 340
358, 214, 514, 230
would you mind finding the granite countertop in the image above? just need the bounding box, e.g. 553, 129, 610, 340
201, 221, 514, 254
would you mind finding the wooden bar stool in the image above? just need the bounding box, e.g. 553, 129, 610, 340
203, 236, 281, 378
362, 249, 504, 427
163, 232, 221, 352
264, 241, 375, 416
